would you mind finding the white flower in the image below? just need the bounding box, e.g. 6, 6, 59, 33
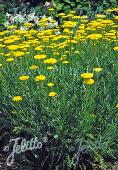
6, 12, 11, 18
27, 12, 35, 20
54, 21, 58, 27
41, 15, 46, 19
48, 16, 53, 21
44, 1, 56, 7
20, 26, 27, 30
44, 1, 51, 7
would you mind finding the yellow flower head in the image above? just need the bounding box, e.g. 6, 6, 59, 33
0, 52, 4, 55
95, 14, 106, 19
63, 29, 70, 33
5, 53, 12, 57
74, 51, 79, 54
62, 61, 69, 64
114, 16, 118, 20
6, 58, 14, 62
94, 68, 102, 72
62, 21, 77, 28
12, 96, 23, 102
13, 51, 25, 57
80, 73, 94, 79
48, 92, 57, 97
86, 34, 102, 40
58, 13, 66, 17
19, 75, 29, 81
24, 22, 34, 27
35, 46, 43, 51
0, 32, 6, 36
48, 83, 54, 87
113, 46, 118, 51
48, 8, 55, 11
4, 39, 15, 44
34, 54, 46, 60
35, 75, 46, 81
83, 78, 94, 85
7, 45, 19, 51
116, 104, 118, 108
47, 66, 55, 70
29, 65, 39, 70
8, 25, 17, 29
43, 58, 57, 64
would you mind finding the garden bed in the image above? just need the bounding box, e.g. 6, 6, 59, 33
0, 1, 118, 170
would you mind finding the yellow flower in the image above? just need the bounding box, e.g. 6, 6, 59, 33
0, 44, 5, 48
112, 7, 118, 12
48, 83, 54, 87
5, 53, 12, 57
35, 46, 43, 51
0, 32, 6, 36
13, 51, 25, 57
24, 22, 34, 27
114, 16, 118, 20
43, 58, 57, 64
8, 25, 17, 29
95, 14, 106, 19
12, 96, 23, 102
86, 34, 102, 40
0, 52, 4, 55
58, 13, 65, 17
94, 68, 102, 72
113, 46, 118, 51
63, 29, 70, 33
4, 39, 15, 44
53, 52, 59, 55
29, 65, 39, 70
74, 51, 79, 54
62, 21, 77, 28
34, 54, 46, 60
47, 66, 55, 70
7, 45, 19, 50
62, 61, 69, 64
67, 14, 74, 17
72, 16, 81, 19
116, 104, 118, 108
48, 8, 55, 11
80, 73, 94, 79
48, 92, 57, 97
35, 75, 46, 81
6, 58, 14, 62
80, 15, 88, 19
19, 75, 29, 81
106, 9, 113, 13
83, 79, 94, 85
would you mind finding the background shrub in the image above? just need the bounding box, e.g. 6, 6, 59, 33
53, 0, 118, 17
0, 4, 6, 31
1, 0, 118, 16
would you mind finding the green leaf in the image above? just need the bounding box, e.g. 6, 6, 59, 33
64, 0, 71, 4
77, 4, 82, 9
56, 3, 64, 10
71, 2, 76, 7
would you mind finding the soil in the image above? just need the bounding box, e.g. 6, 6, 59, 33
0, 153, 21, 170
0, 152, 118, 170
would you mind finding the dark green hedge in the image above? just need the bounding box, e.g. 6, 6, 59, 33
0, 0, 117, 14
53, 0, 117, 16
